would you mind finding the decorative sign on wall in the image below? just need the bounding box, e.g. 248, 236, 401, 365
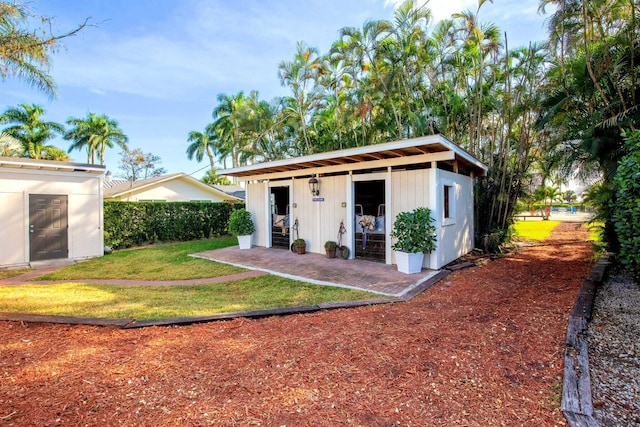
312, 197, 325, 202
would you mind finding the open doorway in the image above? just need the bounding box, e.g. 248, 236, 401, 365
354, 180, 385, 261
270, 186, 290, 249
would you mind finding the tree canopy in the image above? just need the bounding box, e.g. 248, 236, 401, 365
0, 1, 89, 97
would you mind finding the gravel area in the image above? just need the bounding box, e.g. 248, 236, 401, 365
588, 268, 640, 426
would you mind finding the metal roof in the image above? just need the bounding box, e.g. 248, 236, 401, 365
0, 156, 105, 174
220, 134, 487, 179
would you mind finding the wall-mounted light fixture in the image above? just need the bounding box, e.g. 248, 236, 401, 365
308, 175, 320, 197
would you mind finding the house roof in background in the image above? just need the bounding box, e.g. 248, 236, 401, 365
103, 172, 243, 201
213, 185, 246, 200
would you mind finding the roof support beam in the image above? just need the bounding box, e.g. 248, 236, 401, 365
237, 151, 455, 182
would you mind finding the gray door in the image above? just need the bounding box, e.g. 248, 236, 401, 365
29, 194, 68, 261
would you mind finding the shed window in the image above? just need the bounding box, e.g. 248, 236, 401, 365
444, 185, 452, 219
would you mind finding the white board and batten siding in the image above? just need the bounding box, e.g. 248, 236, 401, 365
246, 181, 268, 247
226, 135, 488, 271
390, 168, 435, 267
430, 169, 475, 269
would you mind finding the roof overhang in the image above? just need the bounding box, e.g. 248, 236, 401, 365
220, 134, 488, 181
0, 156, 105, 174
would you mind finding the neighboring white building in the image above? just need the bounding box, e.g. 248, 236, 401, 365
103, 172, 243, 203
0, 157, 105, 268
220, 134, 488, 270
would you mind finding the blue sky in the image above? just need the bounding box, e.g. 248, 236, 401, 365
2, 0, 552, 179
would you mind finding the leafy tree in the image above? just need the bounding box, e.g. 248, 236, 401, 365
0, 103, 66, 159
0, 1, 89, 97
65, 112, 128, 165
118, 148, 166, 182
202, 168, 231, 186
563, 190, 577, 204
186, 123, 219, 170
0, 131, 22, 156
612, 130, 640, 276
538, 0, 640, 250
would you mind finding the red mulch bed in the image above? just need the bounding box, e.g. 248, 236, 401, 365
0, 223, 594, 426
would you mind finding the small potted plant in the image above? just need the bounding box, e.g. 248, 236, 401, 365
390, 207, 437, 274
227, 208, 255, 250
324, 240, 337, 258
293, 238, 307, 255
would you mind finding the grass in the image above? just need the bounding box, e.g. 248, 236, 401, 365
0, 276, 378, 320
586, 221, 604, 242
2, 237, 379, 320
513, 220, 561, 241
0, 269, 31, 280
38, 237, 244, 281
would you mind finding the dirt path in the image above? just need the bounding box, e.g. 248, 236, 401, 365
0, 223, 594, 426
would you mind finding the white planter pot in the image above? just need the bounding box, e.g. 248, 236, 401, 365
395, 251, 424, 274
237, 234, 252, 250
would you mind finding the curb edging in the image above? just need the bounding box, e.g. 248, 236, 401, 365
562, 253, 613, 427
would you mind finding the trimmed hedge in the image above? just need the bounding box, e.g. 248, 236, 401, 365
104, 201, 244, 249
612, 130, 640, 277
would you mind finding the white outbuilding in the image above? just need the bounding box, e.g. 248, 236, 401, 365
220, 135, 488, 270
0, 157, 105, 268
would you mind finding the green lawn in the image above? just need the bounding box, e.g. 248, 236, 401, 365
0, 276, 376, 320
513, 220, 561, 241
1, 237, 379, 320
38, 237, 244, 281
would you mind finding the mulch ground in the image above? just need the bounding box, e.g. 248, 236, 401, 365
0, 223, 594, 426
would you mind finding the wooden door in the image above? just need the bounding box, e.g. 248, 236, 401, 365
29, 194, 68, 261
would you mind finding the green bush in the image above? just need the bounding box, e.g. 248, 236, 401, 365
104, 201, 240, 249
390, 207, 437, 254
227, 208, 255, 236
612, 130, 640, 276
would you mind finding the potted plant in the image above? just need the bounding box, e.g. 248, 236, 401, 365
324, 240, 337, 258
390, 207, 437, 274
228, 208, 255, 250
293, 238, 307, 255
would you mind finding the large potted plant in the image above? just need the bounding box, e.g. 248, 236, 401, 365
228, 208, 255, 250
390, 207, 437, 274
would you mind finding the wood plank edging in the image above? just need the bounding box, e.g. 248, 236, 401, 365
562, 253, 613, 427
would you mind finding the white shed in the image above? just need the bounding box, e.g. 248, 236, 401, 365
0, 157, 105, 268
220, 135, 488, 270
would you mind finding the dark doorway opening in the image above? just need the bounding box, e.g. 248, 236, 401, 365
270, 186, 290, 249
354, 181, 385, 261
29, 194, 68, 261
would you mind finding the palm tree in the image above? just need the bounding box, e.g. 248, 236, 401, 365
186, 123, 219, 169
0, 132, 23, 156
0, 103, 64, 159
1, 2, 88, 97
278, 42, 324, 154
65, 113, 128, 165
211, 91, 251, 168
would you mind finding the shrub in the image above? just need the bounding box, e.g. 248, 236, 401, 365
390, 207, 437, 254
104, 201, 237, 249
227, 208, 255, 236
612, 130, 640, 276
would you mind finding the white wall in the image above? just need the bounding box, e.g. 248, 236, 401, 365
244, 166, 476, 270
0, 168, 104, 268
116, 178, 230, 202
390, 168, 433, 267
246, 182, 268, 247
429, 169, 475, 269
